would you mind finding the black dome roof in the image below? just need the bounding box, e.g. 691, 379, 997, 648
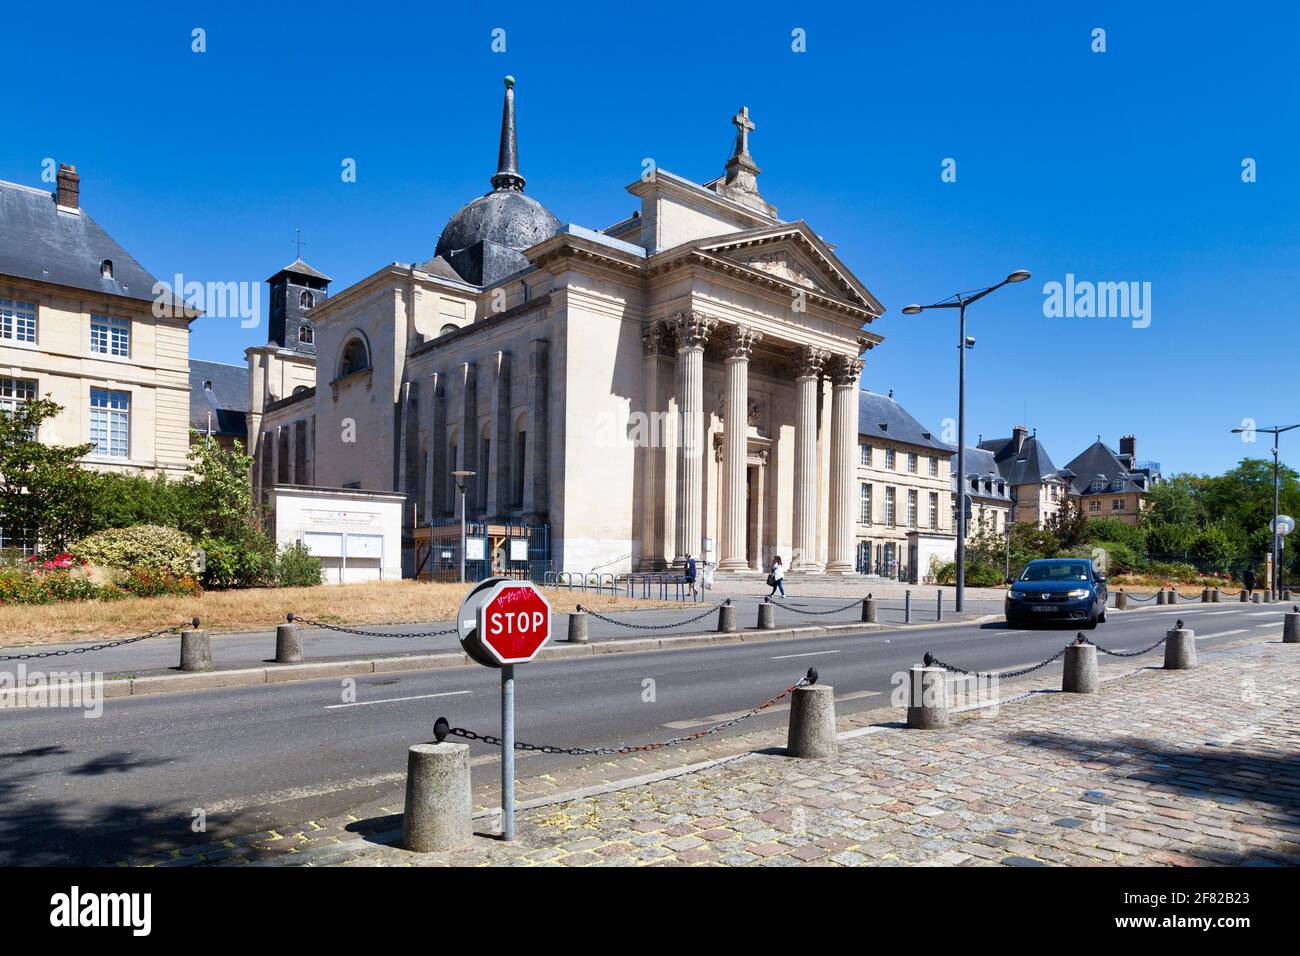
435, 189, 560, 263
432, 76, 560, 286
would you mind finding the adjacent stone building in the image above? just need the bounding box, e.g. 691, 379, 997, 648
248, 79, 883, 576
0, 167, 198, 521
976, 426, 1073, 527
1063, 435, 1154, 525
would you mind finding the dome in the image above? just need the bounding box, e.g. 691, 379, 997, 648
431, 76, 561, 287
434, 189, 560, 264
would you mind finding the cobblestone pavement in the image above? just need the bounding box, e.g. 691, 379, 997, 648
138, 638, 1300, 867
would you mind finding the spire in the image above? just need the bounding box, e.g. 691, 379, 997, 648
491, 75, 525, 192
713, 104, 777, 218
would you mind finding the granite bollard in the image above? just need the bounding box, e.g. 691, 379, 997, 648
717, 601, 736, 633
1062, 636, 1098, 693
906, 663, 949, 729
401, 733, 473, 852
275, 620, 303, 664
179, 622, 212, 673
786, 675, 836, 758
567, 609, 589, 644
758, 601, 776, 630
1164, 627, 1196, 669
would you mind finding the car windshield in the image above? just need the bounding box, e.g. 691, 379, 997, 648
1019, 561, 1090, 582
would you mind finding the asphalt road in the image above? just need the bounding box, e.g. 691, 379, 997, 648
0, 601, 1286, 865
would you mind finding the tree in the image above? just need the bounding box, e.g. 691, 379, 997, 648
1046, 499, 1090, 550
0, 397, 96, 550
178, 431, 259, 541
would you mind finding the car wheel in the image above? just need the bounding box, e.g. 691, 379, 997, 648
1098, 608, 1107, 623
1084, 613, 1098, 630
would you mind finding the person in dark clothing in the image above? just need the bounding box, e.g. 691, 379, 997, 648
1243, 567, 1256, 596
684, 554, 699, 601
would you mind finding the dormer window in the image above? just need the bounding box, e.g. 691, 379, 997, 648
1090, 477, 1106, 493
300, 290, 315, 309
100, 259, 113, 279
1111, 477, 1124, 492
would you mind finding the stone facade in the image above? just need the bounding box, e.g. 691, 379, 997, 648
247, 83, 884, 575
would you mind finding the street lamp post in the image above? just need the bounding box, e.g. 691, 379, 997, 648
1231, 424, 1298, 594
903, 269, 1031, 612
452, 469, 476, 584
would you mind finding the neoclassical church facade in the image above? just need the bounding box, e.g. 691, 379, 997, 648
249, 78, 884, 575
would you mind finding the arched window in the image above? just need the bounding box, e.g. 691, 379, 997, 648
298, 324, 314, 345
100, 259, 113, 279
300, 290, 315, 309
440, 323, 459, 337
339, 336, 370, 377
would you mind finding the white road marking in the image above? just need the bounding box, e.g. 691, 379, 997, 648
325, 690, 471, 710
1254, 623, 1280, 629
661, 689, 880, 730
770, 649, 841, 660
1203, 611, 1239, 616
1247, 612, 1281, 617
1201, 629, 1248, 638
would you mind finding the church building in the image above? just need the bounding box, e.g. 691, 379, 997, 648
249, 77, 884, 577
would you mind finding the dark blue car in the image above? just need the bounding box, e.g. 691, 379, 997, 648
1005, 558, 1108, 629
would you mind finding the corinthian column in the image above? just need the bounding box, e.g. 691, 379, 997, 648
826, 353, 864, 574
792, 345, 828, 571
719, 324, 761, 570
670, 310, 715, 564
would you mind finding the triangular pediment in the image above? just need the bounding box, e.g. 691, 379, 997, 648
694, 223, 883, 314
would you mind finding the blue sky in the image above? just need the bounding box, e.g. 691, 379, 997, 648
4, 0, 1297, 476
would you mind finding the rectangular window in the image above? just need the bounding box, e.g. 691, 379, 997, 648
929, 456, 938, 477
907, 489, 918, 527
0, 377, 36, 416
1090, 500, 1100, 512
884, 447, 895, 470
929, 492, 939, 528
1113, 498, 1126, 511
91, 314, 130, 357
907, 453, 917, 474
0, 298, 37, 343
860, 482, 872, 525
89, 388, 129, 458
884, 487, 896, 526
859, 444, 870, 466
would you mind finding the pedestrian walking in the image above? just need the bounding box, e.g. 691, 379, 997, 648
1243, 566, 1256, 597
684, 553, 699, 601
767, 555, 786, 598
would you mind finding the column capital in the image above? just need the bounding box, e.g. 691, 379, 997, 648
792, 344, 830, 379
827, 353, 864, 387
641, 321, 673, 357
720, 323, 762, 360
668, 310, 716, 350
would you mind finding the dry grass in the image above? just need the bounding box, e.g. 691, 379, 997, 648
0, 580, 674, 646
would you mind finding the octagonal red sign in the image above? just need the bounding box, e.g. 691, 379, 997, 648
472, 581, 552, 665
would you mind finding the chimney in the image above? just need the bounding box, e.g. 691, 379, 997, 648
1012, 424, 1028, 453
56, 164, 79, 210
1119, 434, 1136, 468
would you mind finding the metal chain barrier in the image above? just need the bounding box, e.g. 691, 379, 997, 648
576, 603, 722, 632
0, 620, 193, 662
1126, 592, 1159, 603
285, 613, 456, 639
765, 596, 864, 616
439, 670, 815, 755
1089, 635, 1169, 657
923, 645, 1069, 680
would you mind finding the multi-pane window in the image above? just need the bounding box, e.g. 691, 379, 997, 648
907, 452, 918, 474
1090, 500, 1100, 512
0, 377, 36, 416
929, 456, 938, 477
1112, 498, 1126, 511
0, 298, 37, 343
929, 492, 939, 528
859, 444, 870, 466
859, 482, 872, 524
884, 447, 896, 470
90, 314, 130, 357
907, 489, 918, 527
884, 487, 896, 526
89, 388, 129, 458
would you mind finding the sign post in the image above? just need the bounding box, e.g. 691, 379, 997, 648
456, 577, 552, 841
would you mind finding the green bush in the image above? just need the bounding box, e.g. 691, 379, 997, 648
275, 542, 324, 588
198, 534, 275, 589
1095, 540, 1143, 574
120, 567, 203, 598
0, 566, 102, 605
73, 525, 196, 577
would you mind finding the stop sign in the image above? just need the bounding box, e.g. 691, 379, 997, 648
460, 580, 552, 666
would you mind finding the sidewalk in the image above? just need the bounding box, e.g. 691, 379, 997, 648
149, 636, 1300, 867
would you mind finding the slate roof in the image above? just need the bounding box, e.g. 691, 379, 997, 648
951, 446, 1013, 502
267, 257, 331, 284
1063, 440, 1147, 495
978, 433, 1068, 486
189, 360, 250, 439
858, 390, 952, 453
0, 179, 163, 304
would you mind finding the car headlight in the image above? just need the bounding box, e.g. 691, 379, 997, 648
1066, 588, 1090, 599
1007, 589, 1025, 599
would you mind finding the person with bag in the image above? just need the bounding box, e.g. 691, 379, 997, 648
767, 555, 785, 598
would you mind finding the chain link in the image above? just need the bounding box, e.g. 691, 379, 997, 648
577, 604, 721, 632
765, 597, 864, 616
445, 674, 811, 755
287, 615, 456, 639
1090, 635, 1168, 657
925, 644, 1069, 680
0, 622, 191, 662
1126, 592, 1158, 603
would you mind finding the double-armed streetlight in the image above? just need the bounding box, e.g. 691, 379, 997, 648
1230, 423, 1298, 595
452, 469, 476, 583
902, 269, 1032, 612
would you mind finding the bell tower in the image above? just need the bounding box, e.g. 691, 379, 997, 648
267, 258, 330, 354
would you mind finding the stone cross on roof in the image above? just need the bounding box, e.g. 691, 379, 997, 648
732, 106, 755, 157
